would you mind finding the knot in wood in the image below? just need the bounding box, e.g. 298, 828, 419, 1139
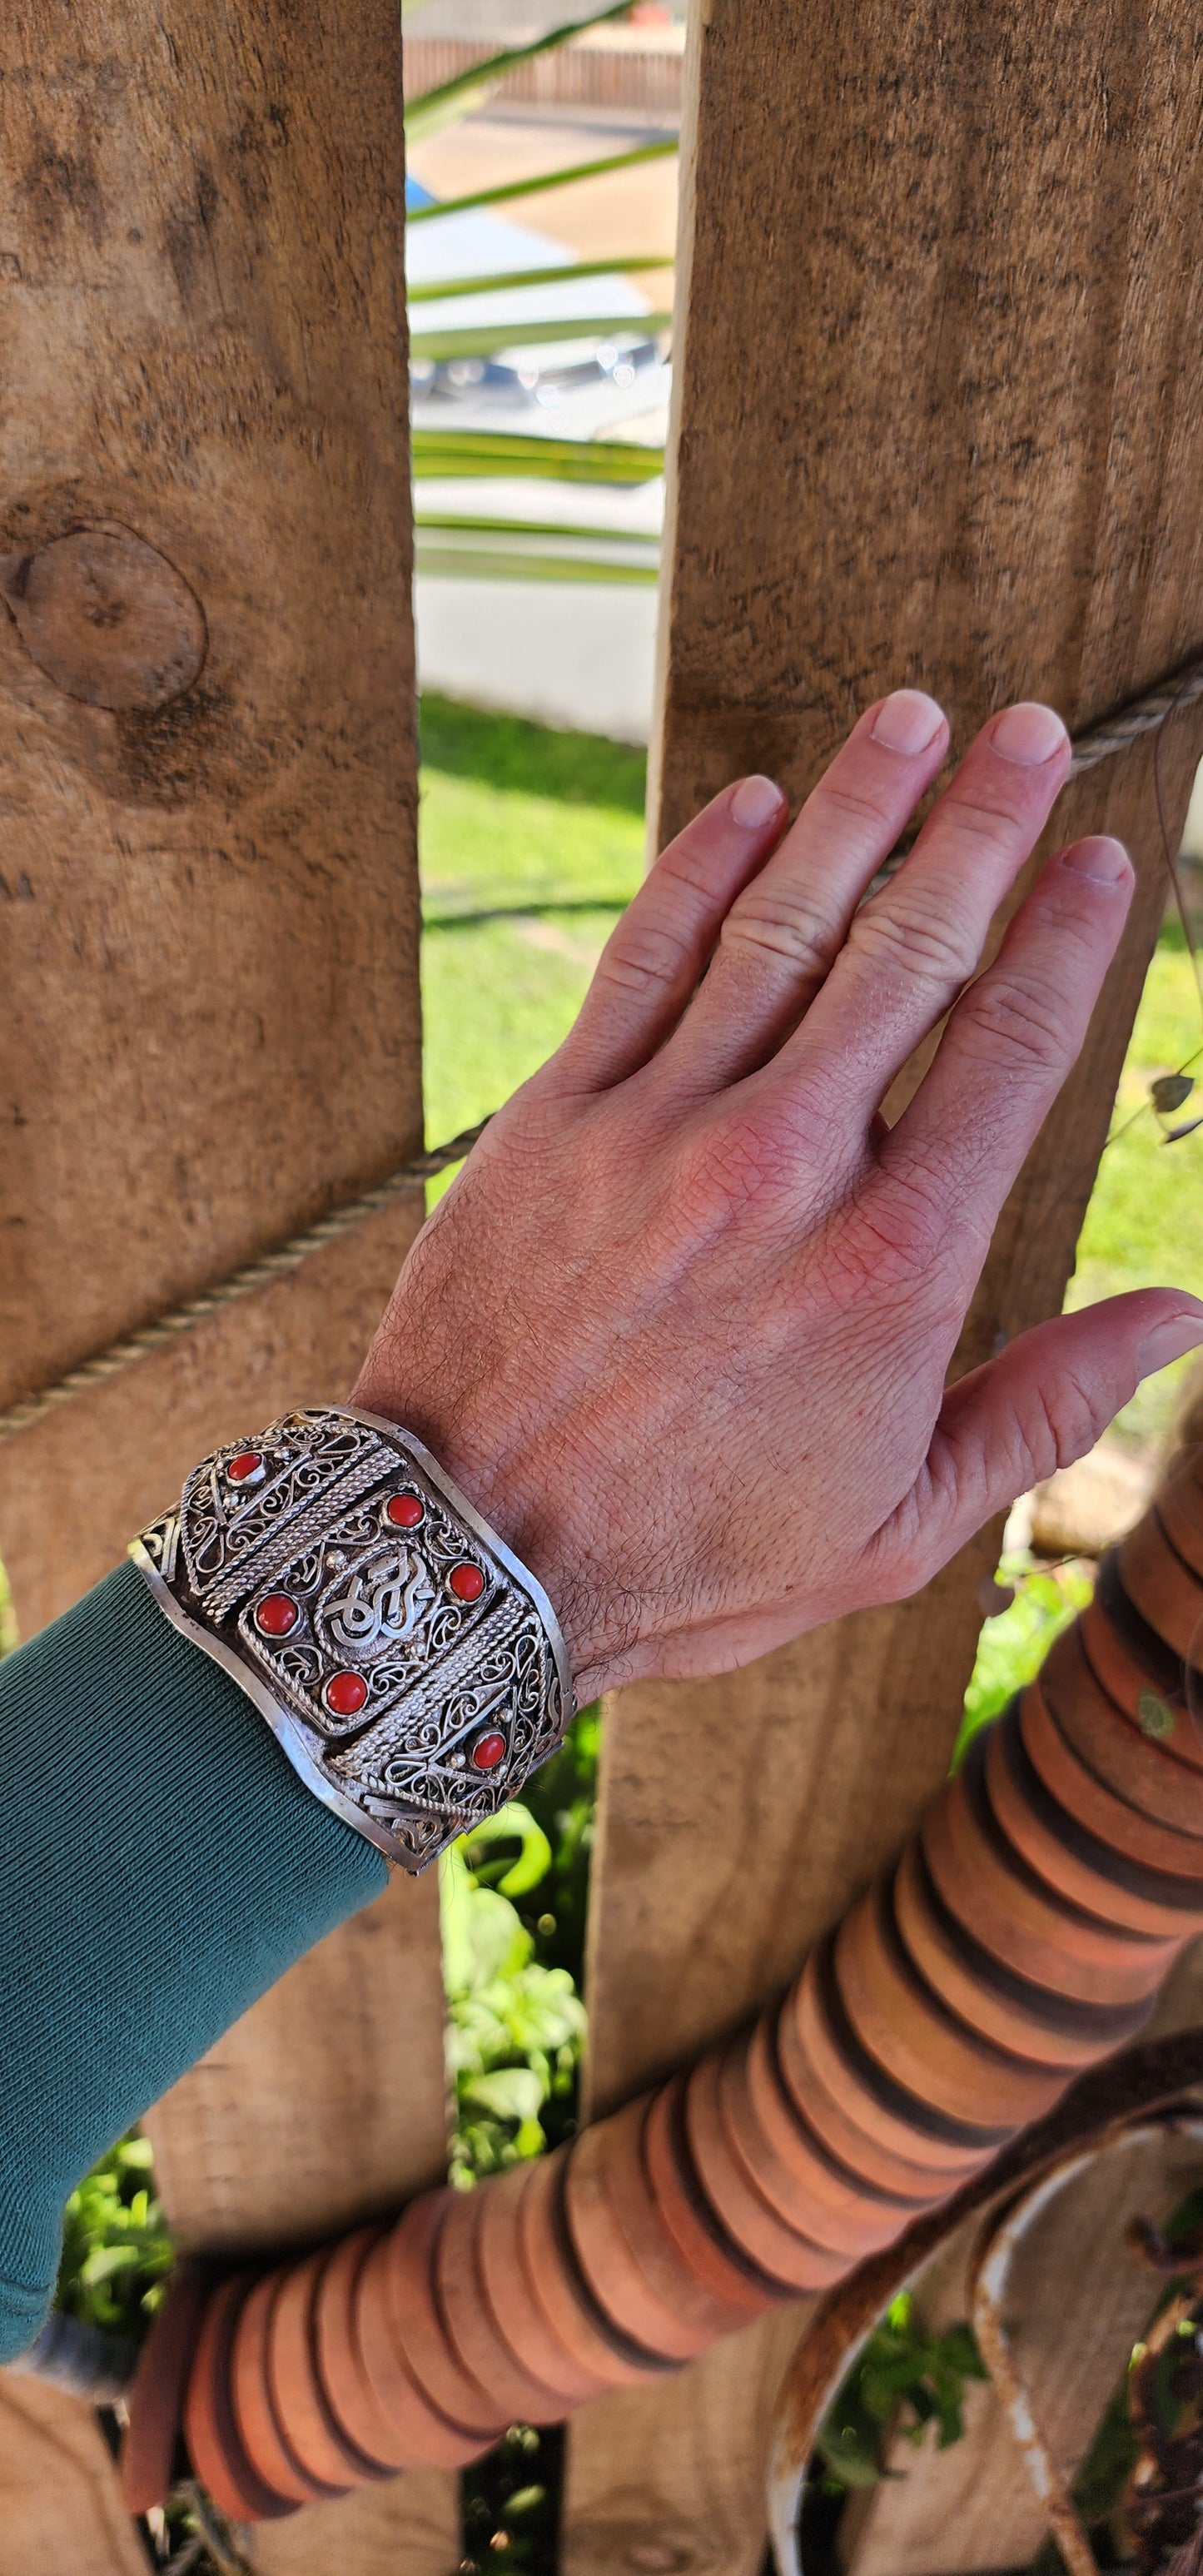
0, 526, 206, 712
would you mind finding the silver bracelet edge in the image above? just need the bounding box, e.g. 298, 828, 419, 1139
128, 1405, 576, 1877
130, 1535, 410, 1871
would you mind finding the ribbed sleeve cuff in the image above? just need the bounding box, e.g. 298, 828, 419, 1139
0, 1559, 386, 2360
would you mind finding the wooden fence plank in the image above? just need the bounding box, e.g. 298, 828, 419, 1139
0, 1210, 425, 1637
564, 2310, 808, 2576
565, 0, 1203, 2566
833, 2214, 1046, 2576
0, 0, 424, 1614
249, 2469, 460, 2576
0, 5, 457, 2564
143, 1866, 448, 2255
0, 2376, 147, 2576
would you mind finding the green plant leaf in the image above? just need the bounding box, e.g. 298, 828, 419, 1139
440, 1848, 533, 1993
55, 2131, 173, 2337
1139, 1687, 1177, 1739
410, 256, 671, 304
407, 137, 678, 227
504, 2485, 547, 2519
461, 2065, 546, 2126
411, 311, 672, 362
815, 2424, 887, 2489
405, 0, 639, 142
954, 1552, 1093, 1768
416, 512, 658, 545
415, 540, 659, 585
815, 2301, 987, 2493
460, 1803, 554, 1898
412, 428, 664, 484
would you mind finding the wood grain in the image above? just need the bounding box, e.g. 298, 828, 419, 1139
567, 0, 1203, 2565
0, 2375, 147, 2576
143, 1864, 449, 2256
249, 2468, 460, 2576
0, 6, 457, 2563
564, 2310, 808, 2576
0, 1201, 425, 1635
0, 0, 423, 1577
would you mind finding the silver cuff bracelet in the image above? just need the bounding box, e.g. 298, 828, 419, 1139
130, 1405, 574, 1873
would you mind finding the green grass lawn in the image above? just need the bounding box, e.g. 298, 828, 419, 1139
419, 696, 645, 1176
420, 694, 1202, 1451
1068, 915, 1203, 1446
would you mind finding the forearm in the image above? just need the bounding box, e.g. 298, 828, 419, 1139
0, 1560, 385, 2361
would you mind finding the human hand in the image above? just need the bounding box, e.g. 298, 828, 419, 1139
355, 693, 1203, 1703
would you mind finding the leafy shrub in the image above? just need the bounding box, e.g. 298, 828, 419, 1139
814, 2295, 987, 2493
461, 2423, 564, 2576
954, 1551, 1093, 1767
443, 1744, 592, 2186
55, 2133, 173, 2337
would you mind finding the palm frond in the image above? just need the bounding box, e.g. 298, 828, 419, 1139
412, 311, 671, 362
405, 0, 638, 142
415, 537, 659, 585
410, 256, 671, 305
416, 512, 659, 545
411, 428, 664, 485
406, 137, 678, 227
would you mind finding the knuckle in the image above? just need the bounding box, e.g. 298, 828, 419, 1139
597, 916, 684, 998
685, 1110, 799, 1216
867, 1171, 946, 1270
889, 1537, 937, 1602
810, 774, 901, 837
863, 1501, 940, 1604
966, 970, 1071, 1076
825, 1177, 946, 1300
1020, 1369, 1105, 1484
849, 889, 979, 988
657, 835, 728, 900
719, 888, 841, 982
938, 788, 1030, 848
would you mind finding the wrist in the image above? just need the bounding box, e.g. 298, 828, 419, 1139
349, 1351, 619, 1706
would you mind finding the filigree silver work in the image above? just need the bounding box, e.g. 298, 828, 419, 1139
130, 1406, 574, 1873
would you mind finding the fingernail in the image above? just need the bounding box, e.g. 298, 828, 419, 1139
729, 773, 784, 828
991, 701, 1069, 766
1137, 1313, 1203, 1378
1060, 835, 1131, 887
871, 689, 945, 756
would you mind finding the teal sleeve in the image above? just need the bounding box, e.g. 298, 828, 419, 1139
0, 1559, 387, 2361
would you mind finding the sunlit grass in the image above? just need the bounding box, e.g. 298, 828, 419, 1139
419, 697, 645, 1189
1068, 917, 1203, 1446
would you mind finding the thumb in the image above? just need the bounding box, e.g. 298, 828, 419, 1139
899, 1290, 1203, 1572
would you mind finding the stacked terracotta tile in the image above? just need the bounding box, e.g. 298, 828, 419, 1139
126, 1441, 1203, 2522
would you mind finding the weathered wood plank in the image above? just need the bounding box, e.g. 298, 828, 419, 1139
0, 1207, 425, 1636
0, 7, 456, 2564
564, 2310, 808, 2576
566, 0, 1203, 2564
0, 0, 424, 1618
143, 1864, 448, 2255
0, 2375, 147, 2576
249, 2469, 460, 2576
